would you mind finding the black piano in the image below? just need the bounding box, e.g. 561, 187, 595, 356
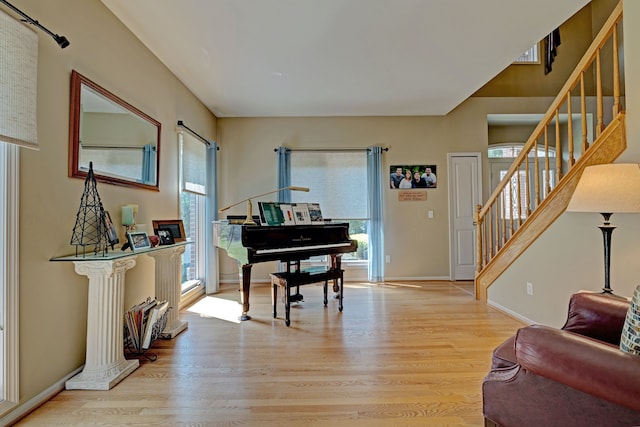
213, 221, 358, 320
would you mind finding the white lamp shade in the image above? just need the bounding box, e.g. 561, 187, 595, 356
0, 8, 38, 149
567, 163, 640, 213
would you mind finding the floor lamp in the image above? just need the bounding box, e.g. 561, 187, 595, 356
566, 163, 640, 294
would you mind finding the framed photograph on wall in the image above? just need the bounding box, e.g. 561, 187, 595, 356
127, 231, 151, 252
390, 164, 437, 189
152, 219, 186, 242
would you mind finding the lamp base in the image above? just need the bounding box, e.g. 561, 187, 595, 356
598, 220, 616, 296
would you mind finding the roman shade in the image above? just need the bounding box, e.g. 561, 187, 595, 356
180, 130, 207, 195
0, 7, 38, 149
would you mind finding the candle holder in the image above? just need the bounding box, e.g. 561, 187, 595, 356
121, 204, 138, 233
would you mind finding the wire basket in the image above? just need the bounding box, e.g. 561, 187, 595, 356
123, 306, 172, 360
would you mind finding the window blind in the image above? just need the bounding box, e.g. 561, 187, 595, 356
180, 131, 207, 195
0, 8, 38, 149
290, 151, 367, 219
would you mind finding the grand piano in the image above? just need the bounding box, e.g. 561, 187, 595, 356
213, 221, 358, 320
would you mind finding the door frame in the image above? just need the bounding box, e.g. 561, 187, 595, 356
447, 152, 483, 283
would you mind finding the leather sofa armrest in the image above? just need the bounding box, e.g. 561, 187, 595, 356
561, 291, 629, 344
516, 325, 640, 412
489, 335, 517, 369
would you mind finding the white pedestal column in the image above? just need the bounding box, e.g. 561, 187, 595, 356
148, 245, 188, 338
66, 258, 139, 390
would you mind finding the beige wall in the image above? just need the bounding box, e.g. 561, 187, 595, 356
12, 0, 215, 408
488, 1, 640, 327
476, 0, 619, 98
216, 97, 556, 283
474, 3, 594, 98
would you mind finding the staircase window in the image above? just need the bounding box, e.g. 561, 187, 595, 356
514, 43, 540, 64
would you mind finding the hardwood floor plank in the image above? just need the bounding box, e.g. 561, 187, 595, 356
15, 281, 523, 426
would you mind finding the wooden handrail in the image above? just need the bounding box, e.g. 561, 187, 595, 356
475, 2, 623, 277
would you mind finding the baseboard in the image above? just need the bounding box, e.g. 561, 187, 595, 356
220, 275, 452, 285
180, 285, 205, 309
487, 299, 535, 325
382, 276, 451, 281
0, 367, 82, 426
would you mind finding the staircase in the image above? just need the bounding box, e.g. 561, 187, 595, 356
475, 2, 625, 301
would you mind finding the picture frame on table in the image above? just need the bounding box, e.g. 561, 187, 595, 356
156, 229, 175, 245
152, 219, 186, 242
103, 211, 120, 246
127, 231, 152, 252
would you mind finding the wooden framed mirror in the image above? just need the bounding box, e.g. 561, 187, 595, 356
69, 70, 161, 191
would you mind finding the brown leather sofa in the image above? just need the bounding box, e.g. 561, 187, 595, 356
482, 291, 640, 427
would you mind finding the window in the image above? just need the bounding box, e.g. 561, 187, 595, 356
179, 131, 207, 298
181, 191, 205, 289
290, 151, 368, 262
488, 145, 555, 159
0, 7, 36, 413
500, 170, 528, 219
514, 43, 540, 64
0, 142, 19, 413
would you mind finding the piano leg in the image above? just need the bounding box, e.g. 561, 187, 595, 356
323, 280, 328, 306
285, 280, 291, 326
286, 261, 303, 303
238, 264, 252, 321
338, 273, 344, 312
331, 254, 343, 294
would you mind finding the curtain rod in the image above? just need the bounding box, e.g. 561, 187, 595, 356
81, 145, 154, 151
177, 120, 213, 147
273, 147, 388, 153
0, 0, 70, 48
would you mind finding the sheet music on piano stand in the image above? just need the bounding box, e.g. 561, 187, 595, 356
258, 202, 325, 226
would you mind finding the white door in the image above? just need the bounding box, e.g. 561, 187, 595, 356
448, 153, 482, 282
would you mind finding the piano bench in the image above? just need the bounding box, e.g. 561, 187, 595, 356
270, 267, 344, 326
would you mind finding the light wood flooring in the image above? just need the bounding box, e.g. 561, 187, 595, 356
16, 280, 524, 426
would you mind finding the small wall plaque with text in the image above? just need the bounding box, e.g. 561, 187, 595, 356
398, 191, 427, 201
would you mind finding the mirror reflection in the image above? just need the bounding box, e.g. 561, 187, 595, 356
69, 70, 161, 191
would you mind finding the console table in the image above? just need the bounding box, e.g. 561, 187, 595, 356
50, 242, 188, 390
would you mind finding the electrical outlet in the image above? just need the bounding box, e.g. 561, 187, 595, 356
526, 282, 534, 296
385, 255, 391, 263
428, 210, 434, 219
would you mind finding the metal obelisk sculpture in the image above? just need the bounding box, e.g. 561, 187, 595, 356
70, 162, 110, 257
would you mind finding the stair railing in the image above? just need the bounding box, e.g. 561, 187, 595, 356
475, 2, 623, 275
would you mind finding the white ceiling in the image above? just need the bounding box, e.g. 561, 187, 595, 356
101, 0, 590, 118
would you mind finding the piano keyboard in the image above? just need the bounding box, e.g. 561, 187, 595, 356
255, 242, 352, 255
